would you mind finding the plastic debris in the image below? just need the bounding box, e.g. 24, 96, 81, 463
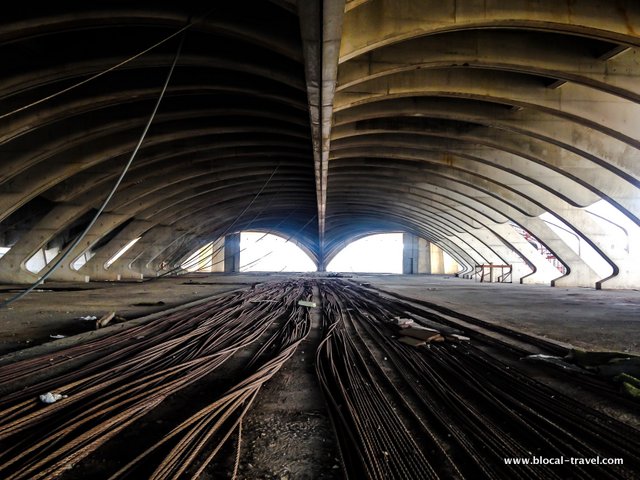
297, 300, 316, 308
446, 334, 471, 342
49, 334, 66, 339
392, 317, 414, 327
79, 315, 98, 321
39, 392, 68, 404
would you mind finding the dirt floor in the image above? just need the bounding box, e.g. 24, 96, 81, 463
234, 286, 340, 480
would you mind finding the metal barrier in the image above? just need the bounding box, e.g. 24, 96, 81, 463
473, 264, 513, 283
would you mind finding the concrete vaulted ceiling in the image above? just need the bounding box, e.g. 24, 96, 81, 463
0, 0, 639, 288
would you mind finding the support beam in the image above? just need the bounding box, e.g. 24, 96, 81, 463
402, 233, 431, 274
210, 237, 226, 273
224, 233, 242, 273
298, 0, 345, 264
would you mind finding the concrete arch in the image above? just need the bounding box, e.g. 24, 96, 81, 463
0, 1, 638, 289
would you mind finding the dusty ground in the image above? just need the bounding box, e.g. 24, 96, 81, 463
353, 274, 640, 355
2, 273, 639, 357
0, 274, 270, 355
235, 286, 340, 480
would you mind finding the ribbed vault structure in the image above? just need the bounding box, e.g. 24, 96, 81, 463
325, 0, 640, 289
0, 0, 639, 289
0, 1, 319, 282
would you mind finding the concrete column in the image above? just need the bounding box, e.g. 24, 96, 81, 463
402, 233, 430, 274
517, 217, 600, 288
430, 244, 445, 274
210, 237, 225, 273
417, 237, 431, 274
46, 212, 130, 282
224, 233, 241, 273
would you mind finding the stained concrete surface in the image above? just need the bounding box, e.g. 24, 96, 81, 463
1, 272, 638, 358
352, 274, 640, 355
0, 273, 273, 355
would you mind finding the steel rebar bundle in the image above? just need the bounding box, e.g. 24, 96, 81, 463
0, 280, 311, 479
316, 279, 640, 480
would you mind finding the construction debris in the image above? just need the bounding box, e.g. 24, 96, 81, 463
398, 336, 426, 347
95, 311, 116, 329
392, 317, 414, 327
614, 373, 640, 400
399, 325, 443, 342
561, 349, 640, 378
521, 354, 591, 374
39, 392, 68, 404
446, 334, 471, 342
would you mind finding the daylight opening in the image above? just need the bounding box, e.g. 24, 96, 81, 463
240, 232, 316, 272
327, 233, 403, 273
105, 237, 141, 269
539, 211, 613, 278
25, 246, 61, 273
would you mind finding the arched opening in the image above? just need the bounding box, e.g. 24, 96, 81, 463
327, 233, 404, 273
240, 232, 317, 272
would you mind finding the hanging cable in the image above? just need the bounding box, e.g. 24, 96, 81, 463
0, 34, 186, 308
0, 6, 217, 120
176, 193, 282, 273
157, 163, 281, 278
188, 207, 301, 274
